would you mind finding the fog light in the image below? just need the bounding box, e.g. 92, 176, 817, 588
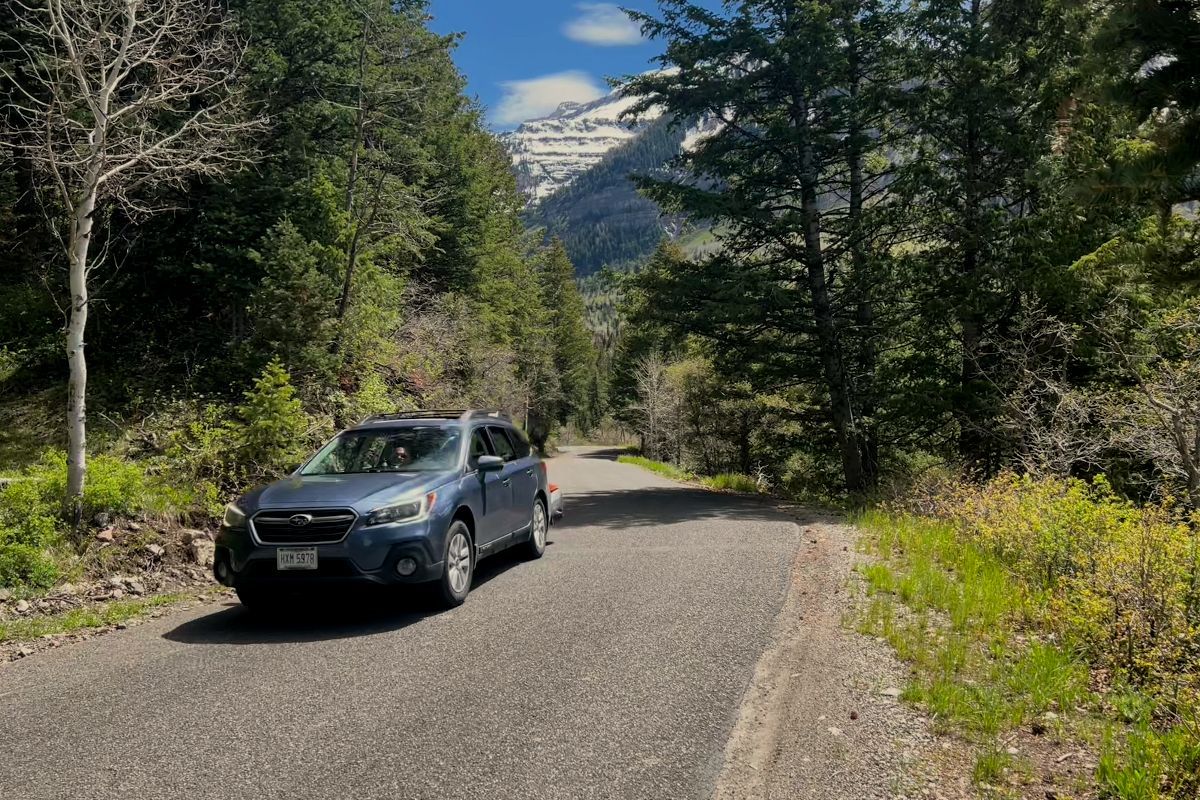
395, 557, 418, 576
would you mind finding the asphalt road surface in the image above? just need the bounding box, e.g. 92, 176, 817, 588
0, 448, 804, 800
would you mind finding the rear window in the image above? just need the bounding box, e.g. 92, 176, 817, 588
507, 427, 532, 458
487, 426, 516, 461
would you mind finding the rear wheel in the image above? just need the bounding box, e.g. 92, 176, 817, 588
437, 521, 473, 607
522, 499, 547, 560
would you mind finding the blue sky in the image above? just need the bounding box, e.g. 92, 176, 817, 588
428, 2, 664, 129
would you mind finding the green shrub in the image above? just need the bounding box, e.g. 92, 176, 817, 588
1099, 721, 1200, 800
0, 449, 156, 589
921, 474, 1200, 691
0, 542, 59, 589
342, 372, 409, 423
151, 399, 242, 513
15, 449, 149, 522
871, 473, 1200, 799
0, 477, 59, 547
134, 366, 319, 517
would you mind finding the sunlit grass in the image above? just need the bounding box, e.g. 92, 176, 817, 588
0, 593, 185, 643
702, 473, 760, 493
616, 457, 766, 495
973, 748, 1015, 786
615, 455, 695, 482
855, 511, 1089, 742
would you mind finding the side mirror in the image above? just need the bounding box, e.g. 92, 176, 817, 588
477, 455, 504, 472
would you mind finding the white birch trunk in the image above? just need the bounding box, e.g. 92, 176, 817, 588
65, 188, 96, 521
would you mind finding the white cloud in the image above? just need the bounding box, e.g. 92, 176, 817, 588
493, 71, 606, 126
563, 3, 645, 47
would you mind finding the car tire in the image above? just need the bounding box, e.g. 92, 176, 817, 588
522, 498, 548, 560
437, 520, 473, 607
235, 585, 272, 612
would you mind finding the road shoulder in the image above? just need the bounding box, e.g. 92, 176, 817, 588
711, 511, 954, 800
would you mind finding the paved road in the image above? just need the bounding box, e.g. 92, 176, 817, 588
0, 449, 803, 800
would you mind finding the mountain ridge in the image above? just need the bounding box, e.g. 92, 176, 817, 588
501, 85, 718, 277
500, 91, 662, 204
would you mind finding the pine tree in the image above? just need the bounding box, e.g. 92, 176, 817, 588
1091, 0, 1200, 206
238, 358, 311, 473
896, 0, 1082, 470
624, 0, 904, 491
536, 240, 597, 425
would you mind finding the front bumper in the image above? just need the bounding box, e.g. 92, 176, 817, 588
215, 519, 444, 588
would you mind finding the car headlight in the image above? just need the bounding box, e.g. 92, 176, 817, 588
222, 502, 247, 528
366, 492, 437, 526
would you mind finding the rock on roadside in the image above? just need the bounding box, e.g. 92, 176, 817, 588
188, 538, 215, 568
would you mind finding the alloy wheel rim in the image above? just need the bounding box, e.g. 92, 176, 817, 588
448, 531, 470, 593
533, 504, 547, 549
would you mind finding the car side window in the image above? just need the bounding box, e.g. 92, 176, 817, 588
488, 426, 516, 462
508, 427, 532, 459
468, 428, 492, 469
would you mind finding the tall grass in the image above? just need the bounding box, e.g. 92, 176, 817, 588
616, 455, 695, 482
617, 455, 765, 495
860, 473, 1200, 798
703, 473, 760, 493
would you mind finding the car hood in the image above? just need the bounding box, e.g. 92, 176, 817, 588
242, 471, 454, 512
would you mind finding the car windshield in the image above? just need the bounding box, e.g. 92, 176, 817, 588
301, 427, 462, 475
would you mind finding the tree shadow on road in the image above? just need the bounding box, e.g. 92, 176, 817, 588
561, 447, 627, 461
162, 549, 529, 646
555, 486, 836, 531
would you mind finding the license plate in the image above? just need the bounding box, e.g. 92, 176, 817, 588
276, 547, 318, 571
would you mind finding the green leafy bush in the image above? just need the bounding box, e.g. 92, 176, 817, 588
1099, 719, 1200, 800
924, 474, 1200, 690
0, 477, 59, 547
27, 450, 148, 521
131, 364, 318, 518
153, 400, 241, 515
0, 449, 156, 589
0, 542, 59, 589
342, 372, 407, 424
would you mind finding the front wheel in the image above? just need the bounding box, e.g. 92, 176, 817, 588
522, 499, 547, 560
235, 584, 275, 613
437, 521, 473, 607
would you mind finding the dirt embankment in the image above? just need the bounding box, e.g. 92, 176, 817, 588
1, 518, 224, 662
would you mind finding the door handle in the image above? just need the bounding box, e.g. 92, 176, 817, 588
502, 479, 511, 486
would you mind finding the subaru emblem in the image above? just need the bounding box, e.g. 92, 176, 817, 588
288, 514, 313, 527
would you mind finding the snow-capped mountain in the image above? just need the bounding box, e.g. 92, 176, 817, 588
501, 91, 661, 205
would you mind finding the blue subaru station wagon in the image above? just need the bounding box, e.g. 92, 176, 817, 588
214, 410, 551, 608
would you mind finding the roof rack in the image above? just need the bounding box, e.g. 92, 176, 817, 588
359, 409, 511, 424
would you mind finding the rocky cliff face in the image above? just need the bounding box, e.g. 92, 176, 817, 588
501, 92, 661, 205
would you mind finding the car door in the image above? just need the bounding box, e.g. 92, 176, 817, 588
468, 427, 510, 547
485, 425, 524, 534
501, 426, 538, 531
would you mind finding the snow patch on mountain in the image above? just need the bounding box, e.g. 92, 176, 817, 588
501, 90, 661, 205
681, 115, 723, 153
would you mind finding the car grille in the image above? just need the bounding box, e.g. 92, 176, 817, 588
252, 509, 357, 544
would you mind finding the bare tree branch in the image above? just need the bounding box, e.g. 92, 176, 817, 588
1, 0, 265, 518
